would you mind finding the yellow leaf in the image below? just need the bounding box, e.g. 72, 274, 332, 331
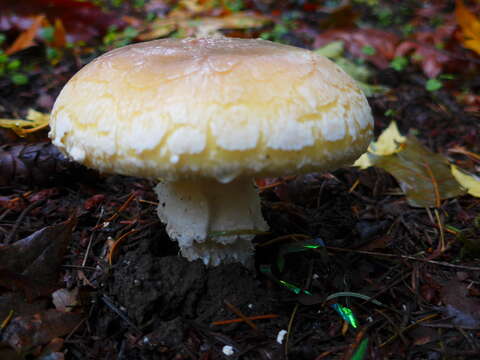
369, 121, 406, 156
451, 165, 480, 197
353, 121, 406, 168
353, 122, 465, 207
455, 0, 480, 55
0, 109, 50, 137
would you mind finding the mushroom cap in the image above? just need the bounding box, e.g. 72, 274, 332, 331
50, 37, 373, 182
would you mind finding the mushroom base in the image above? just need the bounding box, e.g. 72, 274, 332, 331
154, 178, 269, 266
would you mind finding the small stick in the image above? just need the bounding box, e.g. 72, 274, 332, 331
325, 246, 480, 271
224, 300, 257, 330
212, 314, 279, 326
379, 313, 438, 347
108, 228, 138, 265
5, 199, 45, 244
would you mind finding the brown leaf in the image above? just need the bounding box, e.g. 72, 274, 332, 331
52, 18, 67, 48
0, 292, 49, 324
5, 15, 45, 55
439, 279, 480, 328
1, 309, 82, 352
361, 135, 465, 208
0, 217, 75, 300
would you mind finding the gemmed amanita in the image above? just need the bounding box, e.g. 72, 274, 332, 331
49, 37, 373, 266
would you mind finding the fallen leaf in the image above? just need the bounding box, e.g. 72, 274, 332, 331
0, 217, 76, 300
52, 18, 67, 48
0, 309, 82, 352
314, 28, 399, 69
0, 109, 50, 137
1, 0, 124, 42
0, 292, 49, 324
5, 15, 45, 55
354, 121, 406, 168
451, 165, 480, 197
439, 279, 480, 328
455, 0, 480, 55
395, 40, 452, 79
354, 123, 465, 207
139, 12, 270, 40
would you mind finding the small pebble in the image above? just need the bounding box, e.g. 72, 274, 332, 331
277, 330, 288, 344
222, 345, 234, 356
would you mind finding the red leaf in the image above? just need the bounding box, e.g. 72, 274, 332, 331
1, 0, 124, 42
314, 28, 400, 68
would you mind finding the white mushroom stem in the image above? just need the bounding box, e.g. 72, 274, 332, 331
154, 178, 269, 266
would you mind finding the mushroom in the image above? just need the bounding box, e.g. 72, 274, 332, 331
49, 37, 373, 266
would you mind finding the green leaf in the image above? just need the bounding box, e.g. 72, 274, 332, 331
39, 27, 55, 42
46, 47, 59, 61
390, 56, 408, 71
314, 41, 345, 59
0, 51, 9, 64
6, 59, 21, 71
351, 338, 369, 360
384, 109, 397, 117
426, 78, 443, 92
0, 33, 6, 46
361, 45, 376, 56
10, 73, 29, 85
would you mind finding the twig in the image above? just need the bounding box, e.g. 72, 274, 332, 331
379, 313, 438, 347
224, 300, 257, 331
5, 199, 46, 244
101, 294, 141, 334
434, 208, 446, 253
325, 246, 480, 271
108, 228, 138, 265
82, 207, 104, 267
211, 314, 279, 326
284, 304, 299, 360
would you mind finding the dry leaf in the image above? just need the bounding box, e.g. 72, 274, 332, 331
451, 165, 480, 197
354, 121, 406, 169
1, 310, 82, 352
0, 109, 50, 137
439, 279, 480, 328
455, 0, 480, 55
354, 122, 465, 207
371, 136, 465, 207
1, 0, 124, 42
5, 14, 45, 55
0, 217, 75, 300
139, 12, 270, 40
314, 28, 399, 69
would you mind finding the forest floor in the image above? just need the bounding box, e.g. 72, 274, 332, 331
0, 1, 480, 359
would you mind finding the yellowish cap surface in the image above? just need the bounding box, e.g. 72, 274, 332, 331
50, 37, 373, 182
